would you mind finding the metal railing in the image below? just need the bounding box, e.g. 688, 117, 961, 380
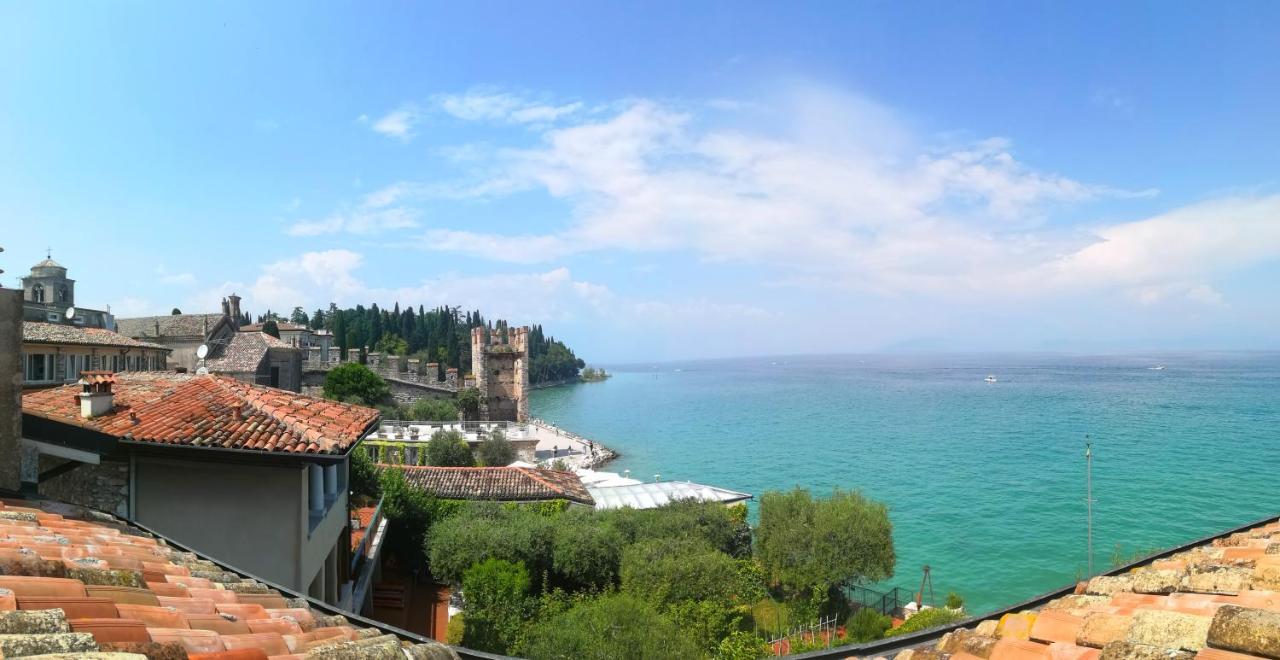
350, 496, 384, 575
844, 584, 913, 617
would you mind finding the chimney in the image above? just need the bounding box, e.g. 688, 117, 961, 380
226, 293, 241, 323
77, 371, 116, 418
0, 287, 23, 492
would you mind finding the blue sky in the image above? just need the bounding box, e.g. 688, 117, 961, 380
2, 2, 1278, 360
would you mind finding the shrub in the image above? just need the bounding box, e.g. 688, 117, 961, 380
847, 607, 892, 643
750, 598, 793, 637
477, 430, 516, 467
757, 488, 895, 596
427, 504, 556, 585
426, 430, 474, 467
408, 397, 458, 422
461, 559, 533, 654
322, 362, 389, 405
715, 630, 769, 660
517, 592, 700, 660
378, 467, 463, 569
445, 613, 465, 646
945, 591, 964, 610
620, 537, 740, 605
552, 511, 623, 590
349, 447, 381, 500
883, 606, 968, 637
456, 387, 481, 420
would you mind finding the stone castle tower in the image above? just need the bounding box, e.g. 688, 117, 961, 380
470, 322, 529, 422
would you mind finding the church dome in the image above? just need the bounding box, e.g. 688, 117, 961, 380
30, 257, 67, 277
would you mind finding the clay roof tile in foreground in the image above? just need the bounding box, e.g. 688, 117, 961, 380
0, 497, 456, 658
386, 465, 595, 506
881, 517, 1280, 660
22, 373, 379, 456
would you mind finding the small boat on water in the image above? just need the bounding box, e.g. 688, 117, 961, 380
1148, 365, 1167, 371
984, 374, 998, 383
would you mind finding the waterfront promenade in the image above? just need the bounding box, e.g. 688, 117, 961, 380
528, 418, 617, 469
370, 418, 617, 470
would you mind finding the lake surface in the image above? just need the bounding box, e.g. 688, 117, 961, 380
529, 352, 1280, 615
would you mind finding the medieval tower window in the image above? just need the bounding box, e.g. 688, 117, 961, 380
31, 283, 44, 303
57, 284, 69, 302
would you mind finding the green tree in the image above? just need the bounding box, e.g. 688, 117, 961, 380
477, 430, 516, 467
552, 510, 623, 590
517, 592, 700, 660
456, 387, 481, 421
461, 559, 533, 654
426, 430, 474, 467
428, 504, 556, 585
170, 307, 182, 315
756, 488, 895, 597
378, 467, 462, 569
374, 333, 409, 356
407, 397, 458, 422
350, 448, 382, 500
322, 362, 389, 405
290, 306, 309, 326
620, 537, 740, 605
262, 319, 281, 338
716, 630, 770, 660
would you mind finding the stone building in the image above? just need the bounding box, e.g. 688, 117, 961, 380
19, 255, 114, 328
21, 322, 170, 387
470, 322, 530, 422
116, 293, 241, 372
242, 321, 335, 364
205, 329, 303, 392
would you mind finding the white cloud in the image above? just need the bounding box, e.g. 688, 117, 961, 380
154, 266, 195, 286
437, 89, 582, 125
371, 104, 421, 140
285, 182, 422, 236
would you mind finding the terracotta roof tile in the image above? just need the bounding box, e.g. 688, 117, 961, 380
895, 518, 1280, 660
0, 498, 455, 658
22, 373, 378, 456
385, 465, 594, 505
22, 322, 170, 352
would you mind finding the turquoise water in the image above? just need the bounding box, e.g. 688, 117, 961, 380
530, 352, 1280, 615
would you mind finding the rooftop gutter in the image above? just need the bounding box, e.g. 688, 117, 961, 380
784, 512, 1280, 660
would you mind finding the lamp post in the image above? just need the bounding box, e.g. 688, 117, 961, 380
1085, 437, 1094, 577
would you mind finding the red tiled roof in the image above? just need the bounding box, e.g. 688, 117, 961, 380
894, 517, 1280, 660
386, 465, 595, 505
22, 373, 379, 455
22, 322, 171, 352
0, 497, 453, 657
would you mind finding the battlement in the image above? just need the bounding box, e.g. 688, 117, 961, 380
471, 322, 530, 422
304, 347, 457, 392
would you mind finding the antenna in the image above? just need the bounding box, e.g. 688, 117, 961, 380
196, 344, 209, 359
1085, 437, 1095, 577
64, 306, 77, 321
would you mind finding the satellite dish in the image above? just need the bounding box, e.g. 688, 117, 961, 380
196, 344, 209, 359
64, 306, 77, 320
195, 366, 209, 376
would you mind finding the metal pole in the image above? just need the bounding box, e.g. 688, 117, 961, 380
1085, 438, 1093, 577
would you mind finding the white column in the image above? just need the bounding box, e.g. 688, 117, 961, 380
308, 464, 324, 513
324, 464, 337, 498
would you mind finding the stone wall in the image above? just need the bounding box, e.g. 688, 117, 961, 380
471, 324, 529, 422
37, 456, 130, 518
0, 288, 22, 492
301, 369, 451, 406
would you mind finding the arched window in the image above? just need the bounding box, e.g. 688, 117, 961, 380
57, 284, 69, 302
31, 284, 44, 303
